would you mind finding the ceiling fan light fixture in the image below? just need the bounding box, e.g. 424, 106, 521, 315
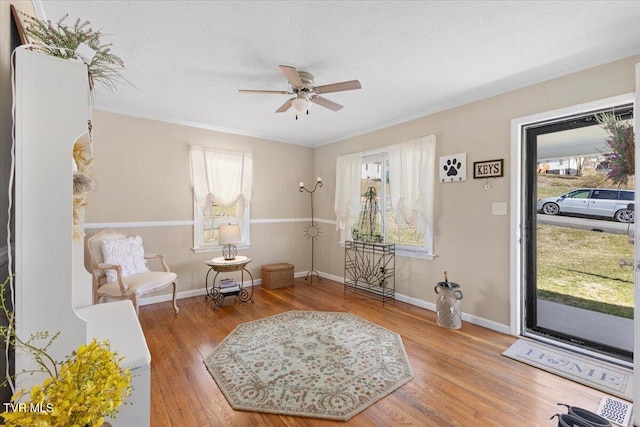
239, 65, 360, 116
292, 97, 309, 114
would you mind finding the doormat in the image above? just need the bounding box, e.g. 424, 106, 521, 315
204, 311, 414, 420
503, 339, 633, 401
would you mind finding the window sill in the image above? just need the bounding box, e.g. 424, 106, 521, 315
192, 243, 251, 254
395, 248, 436, 260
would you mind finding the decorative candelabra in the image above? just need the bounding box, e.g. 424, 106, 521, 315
299, 177, 323, 283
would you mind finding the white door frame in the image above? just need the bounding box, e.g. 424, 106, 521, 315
509, 92, 634, 337
633, 62, 639, 422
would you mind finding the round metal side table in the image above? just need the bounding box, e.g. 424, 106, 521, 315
205, 256, 254, 307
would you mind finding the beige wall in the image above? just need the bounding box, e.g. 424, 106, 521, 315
88, 54, 639, 327
314, 54, 640, 327
85, 110, 315, 292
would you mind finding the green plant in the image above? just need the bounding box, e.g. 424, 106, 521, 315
597, 113, 635, 186
20, 12, 126, 91
0, 277, 132, 426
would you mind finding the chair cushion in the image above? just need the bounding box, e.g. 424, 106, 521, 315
101, 236, 150, 283
98, 271, 177, 297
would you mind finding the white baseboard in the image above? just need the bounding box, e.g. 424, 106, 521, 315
139, 277, 263, 307
395, 292, 510, 334
139, 270, 511, 335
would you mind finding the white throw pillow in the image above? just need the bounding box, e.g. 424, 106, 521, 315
101, 236, 149, 283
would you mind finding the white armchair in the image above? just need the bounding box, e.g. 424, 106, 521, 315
87, 229, 179, 315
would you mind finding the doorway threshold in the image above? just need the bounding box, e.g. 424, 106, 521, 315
526, 299, 633, 368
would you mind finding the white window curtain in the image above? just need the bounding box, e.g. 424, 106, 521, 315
334, 152, 362, 242
388, 135, 436, 252
190, 146, 253, 216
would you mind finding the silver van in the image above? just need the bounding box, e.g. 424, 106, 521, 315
537, 188, 634, 223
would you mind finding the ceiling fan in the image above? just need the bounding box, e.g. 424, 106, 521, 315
239, 65, 362, 119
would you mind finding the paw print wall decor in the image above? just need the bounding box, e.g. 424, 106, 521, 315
439, 153, 467, 183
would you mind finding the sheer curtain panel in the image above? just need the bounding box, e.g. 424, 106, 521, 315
334, 152, 363, 242
388, 135, 435, 253
190, 146, 253, 216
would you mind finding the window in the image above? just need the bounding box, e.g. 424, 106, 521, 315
335, 135, 436, 259
567, 189, 591, 199
620, 191, 634, 201
200, 202, 246, 245
190, 146, 252, 252
591, 190, 618, 200
358, 156, 425, 248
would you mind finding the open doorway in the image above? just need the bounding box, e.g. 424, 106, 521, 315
513, 96, 634, 366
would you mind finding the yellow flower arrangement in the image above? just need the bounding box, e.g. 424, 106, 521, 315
1, 278, 132, 426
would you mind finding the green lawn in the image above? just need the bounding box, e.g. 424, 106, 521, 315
535, 172, 635, 319
536, 224, 634, 318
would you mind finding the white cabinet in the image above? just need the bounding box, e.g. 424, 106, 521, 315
14, 49, 150, 426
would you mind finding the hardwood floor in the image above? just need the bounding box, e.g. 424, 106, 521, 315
139, 278, 606, 426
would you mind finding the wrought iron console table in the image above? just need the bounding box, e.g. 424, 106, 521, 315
344, 241, 395, 304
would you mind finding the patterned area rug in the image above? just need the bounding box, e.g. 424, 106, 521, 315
503, 339, 633, 401
204, 310, 414, 420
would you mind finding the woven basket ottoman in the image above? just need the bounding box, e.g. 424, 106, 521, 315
262, 263, 294, 289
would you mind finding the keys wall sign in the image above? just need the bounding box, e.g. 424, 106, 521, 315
473, 159, 504, 179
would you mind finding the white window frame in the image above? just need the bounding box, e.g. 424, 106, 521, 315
190, 146, 252, 254
336, 137, 435, 260
360, 151, 434, 260
192, 201, 250, 254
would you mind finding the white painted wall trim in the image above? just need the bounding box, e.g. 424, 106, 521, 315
251, 218, 306, 224
145, 270, 509, 335
509, 92, 634, 338
320, 272, 510, 334
85, 220, 193, 230
94, 106, 312, 148
139, 270, 308, 306
86, 218, 337, 229
395, 293, 511, 334
251, 218, 337, 225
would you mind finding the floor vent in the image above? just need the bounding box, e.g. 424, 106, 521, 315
596, 396, 632, 427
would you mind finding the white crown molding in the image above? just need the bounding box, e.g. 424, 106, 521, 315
93, 106, 310, 148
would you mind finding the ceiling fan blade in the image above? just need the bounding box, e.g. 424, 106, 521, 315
279, 65, 303, 88
314, 80, 362, 94
239, 89, 292, 95
311, 96, 343, 112
276, 97, 295, 113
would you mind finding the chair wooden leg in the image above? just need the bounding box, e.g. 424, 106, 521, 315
131, 295, 139, 316
172, 281, 179, 314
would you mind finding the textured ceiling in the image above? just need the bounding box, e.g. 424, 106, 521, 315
37, 1, 640, 147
